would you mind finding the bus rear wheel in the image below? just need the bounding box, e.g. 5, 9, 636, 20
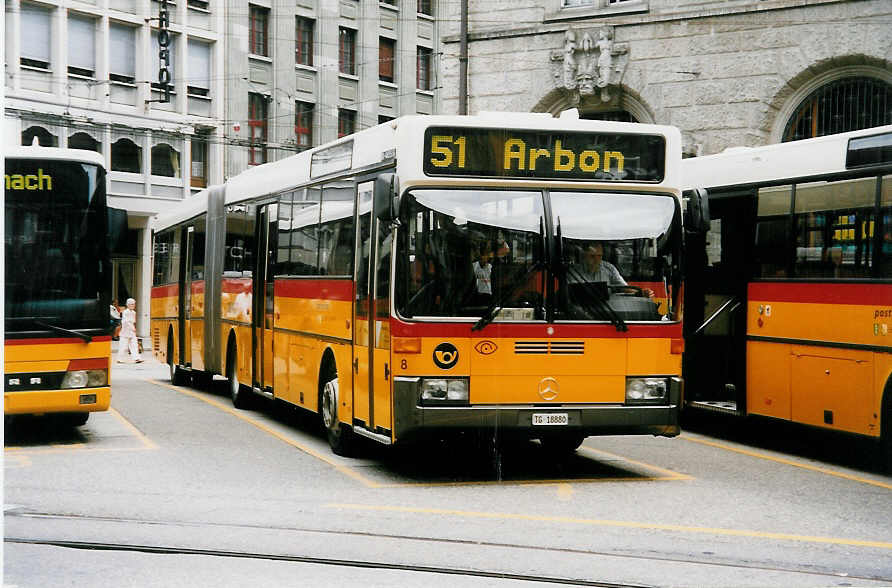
882, 386, 892, 474
320, 367, 355, 456
227, 342, 252, 409
168, 335, 187, 386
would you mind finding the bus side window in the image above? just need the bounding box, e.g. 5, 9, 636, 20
321, 181, 354, 276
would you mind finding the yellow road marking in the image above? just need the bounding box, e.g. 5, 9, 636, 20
109, 407, 158, 450
327, 503, 892, 550
151, 380, 379, 488
680, 434, 892, 491
579, 446, 694, 481
4, 408, 156, 456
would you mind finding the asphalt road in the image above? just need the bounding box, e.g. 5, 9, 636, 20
4, 359, 892, 587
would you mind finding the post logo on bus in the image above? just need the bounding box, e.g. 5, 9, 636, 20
433, 342, 459, 370
423, 127, 664, 182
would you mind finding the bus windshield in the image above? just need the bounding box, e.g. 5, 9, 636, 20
396, 188, 680, 322
398, 189, 547, 319
4, 159, 110, 332
552, 191, 678, 323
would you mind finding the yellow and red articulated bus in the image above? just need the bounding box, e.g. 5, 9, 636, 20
682, 125, 892, 469
152, 113, 704, 455
4, 144, 114, 425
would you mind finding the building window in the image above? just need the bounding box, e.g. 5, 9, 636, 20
151, 31, 177, 92
379, 38, 395, 83
187, 0, 209, 10
21, 3, 51, 70
381, 0, 396, 5
69, 132, 101, 152
784, 77, 892, 142
379, 115, 394, 125
295, 17, 314, 66
339, 28, 356, 75
249, 5, 269, 57
249, 93, 269, 165
417, 46, 432, 91
68, 14, 96, 78
111, 138, 142, 173
417, 0, 433, 16
338, 110, 356, 138
187, 39, 211, 96
563, 0, 593, 6
191, 134, 208, 188
22, 126, 57, 147
295, 102, 314, 150
151, 143, 181, 177
109, 24, 136, 84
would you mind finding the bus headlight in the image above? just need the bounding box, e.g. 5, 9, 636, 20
625, 377, 668, 405
420, 378, 469, 405
61, 370, 107, 389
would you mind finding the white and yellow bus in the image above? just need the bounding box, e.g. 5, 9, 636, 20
152, 113, 702, 455
5, 143, 113, 425
682, 125, 892, 468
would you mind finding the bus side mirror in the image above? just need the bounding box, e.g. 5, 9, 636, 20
108, 207, 128, 253
374, 173, 399, 222
684, 188, 710, 233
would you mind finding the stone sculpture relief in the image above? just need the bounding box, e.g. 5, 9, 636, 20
552, 26, 629, 104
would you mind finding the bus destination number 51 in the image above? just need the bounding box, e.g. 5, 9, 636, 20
429, 135, 467, 169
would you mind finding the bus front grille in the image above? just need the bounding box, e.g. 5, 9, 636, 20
514, 341, 584, 355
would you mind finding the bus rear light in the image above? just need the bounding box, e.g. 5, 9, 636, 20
670, 338, 684, 354
393, 337, 422, 354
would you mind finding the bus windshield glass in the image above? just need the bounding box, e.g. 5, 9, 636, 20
552, 191, 678, 322
4, 159, 109, 331
398, 189, 547, 319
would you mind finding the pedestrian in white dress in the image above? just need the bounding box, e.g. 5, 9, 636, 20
116, 298, 143, 363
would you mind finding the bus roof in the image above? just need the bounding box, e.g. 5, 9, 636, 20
681, 124, 892, 191
223, 114, 682, 206
5, 143, 106, 169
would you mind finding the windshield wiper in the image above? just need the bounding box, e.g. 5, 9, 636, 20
472, 218, 547, 332
33, 319, 93, 343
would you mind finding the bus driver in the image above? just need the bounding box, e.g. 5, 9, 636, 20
570, 243, 654, 298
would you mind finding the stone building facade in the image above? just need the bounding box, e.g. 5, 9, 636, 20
439, 0, 891, 155
5, 0, 442, 342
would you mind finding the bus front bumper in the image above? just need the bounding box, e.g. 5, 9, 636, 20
393, 377, 681, 442
4, 387, 111, 415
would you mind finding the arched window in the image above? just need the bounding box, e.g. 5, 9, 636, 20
783, 77, 892, 142
22, 126, 58, 147
69, 132, 101, 153
111, 138, 142, 173
151, 143, 181, 177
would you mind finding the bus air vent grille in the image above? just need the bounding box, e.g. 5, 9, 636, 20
514, 341, 584, 355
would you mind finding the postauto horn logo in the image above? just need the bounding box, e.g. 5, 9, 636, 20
433, 342, 459, 370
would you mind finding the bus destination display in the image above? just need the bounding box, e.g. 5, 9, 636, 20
423, 127, 665, 182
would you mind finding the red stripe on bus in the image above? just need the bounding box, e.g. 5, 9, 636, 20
191, 280, 205, 295
391, 319, 683, 339
275, 279, 354, 301
749, 282, 892, 305
152, 284, 179, 298
5, 335, 112, 346
222, 277, 253, 294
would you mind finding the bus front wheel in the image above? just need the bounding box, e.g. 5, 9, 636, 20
320, 366, 355, 457
882, 385, 892, 474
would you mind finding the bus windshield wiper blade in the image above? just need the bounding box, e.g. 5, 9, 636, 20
33, 320, 93, 342
472, 261, 545, 332
565, 266, 628, 332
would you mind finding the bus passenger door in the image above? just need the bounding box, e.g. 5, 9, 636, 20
684, 193, 755, 414
352, 183, 373, 429
180, 226, 194, 368
371, 214, 394, 435
254, 203, 277, 393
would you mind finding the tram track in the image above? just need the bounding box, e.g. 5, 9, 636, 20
6, 510, 890, 585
